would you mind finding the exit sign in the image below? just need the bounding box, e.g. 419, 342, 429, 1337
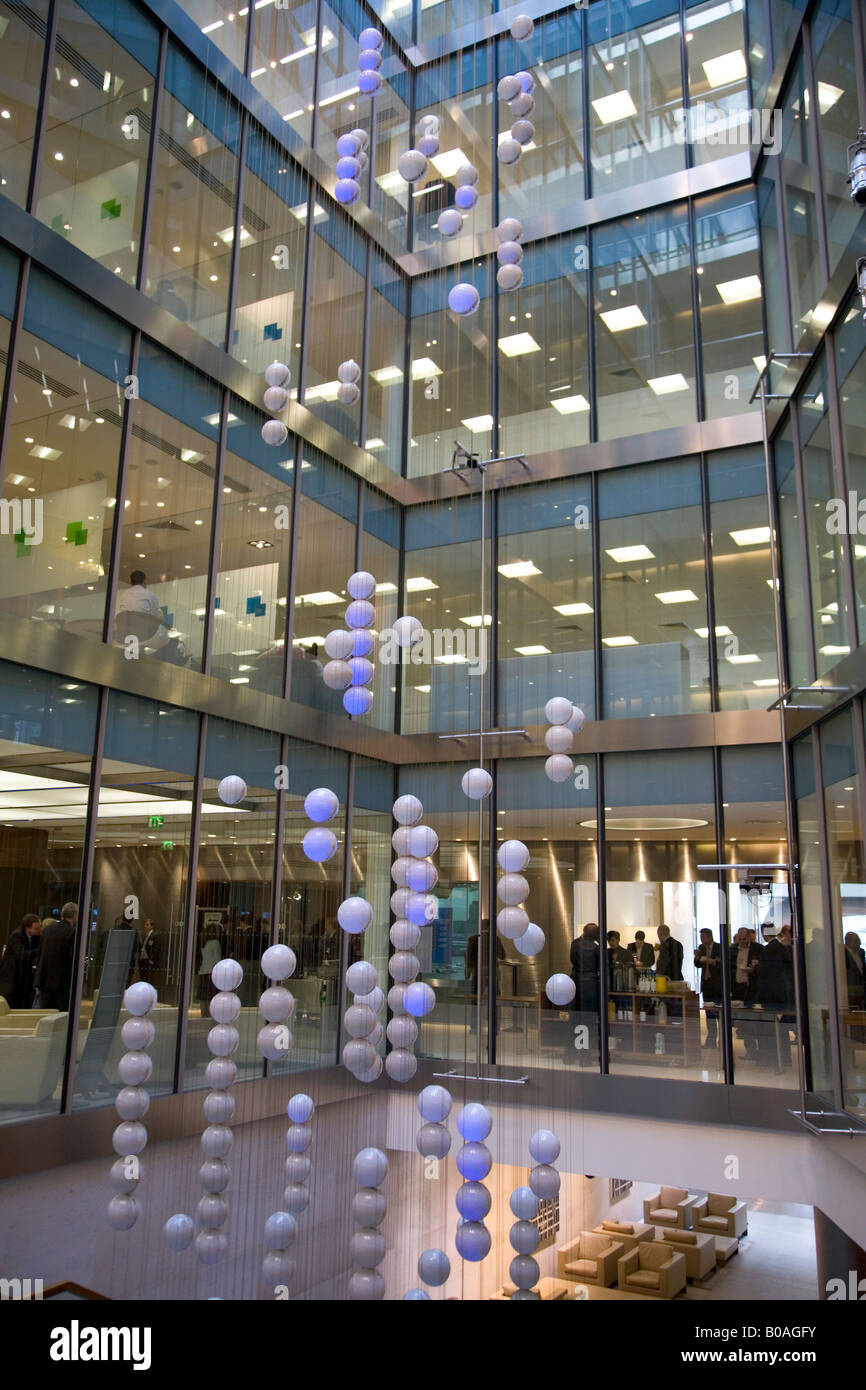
148, 816, 164, 828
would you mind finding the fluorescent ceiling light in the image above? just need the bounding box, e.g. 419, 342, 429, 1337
819, 645, 850, 656
515, 645, 550, 656
753, 678, 780, 687
29, 445, 61, 460
730, 526, 770, 546
375, 581, 398, 593
58, 414, 76, 430
180, 448, 204, 463
202, 19, 224, 32
648, 374, 690, 395
406, 576, 439, 592
376, 171, 404, 193
411, 357, 441, 379
753, 355, 768, 372
655, 589, 699, 604
599, 305, 647, 332
817, 81, 843, 113
203, 411, 238, 427
434, 653, 469, 664
554, 602, 593, 616
414, 684, 431, 693
319, 86, 360, 108
498, 560, 541, 578
280, 43, 316, 64
606, 544, 654, 563
592, 90, 638, 124
216, 225, 253, 246
460, 614, 492, 627
364, 439, 385, 450
727, 653, 760, 663
413, 182, 444, 199
303, 380, 340, 403
602, 635, 638, 646
695, 625, 732, 638
430, 148, 469, 178
461, 414, 494, 433
371, 366, 404, 384
498, 333, 540, 357
551, 394, 590, 414
290, 202, 326, 223
766, 578, 779, 589
293, 635, 325, 645
716, 274, 762, 304
230, 677, 249, 684
702, 50, 747, 88
296, 590, 342, 605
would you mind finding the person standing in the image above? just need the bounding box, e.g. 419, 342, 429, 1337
656, 924, 683, 981
34, 902, 78, 1010
630, 930, 655, 968
138, 918, 161, 991
570, 923, 600, 1057
729, 925, 762, 1061
844, 932, 866, 1011
694, 928, 722, 1047
0, 914, 43, 1008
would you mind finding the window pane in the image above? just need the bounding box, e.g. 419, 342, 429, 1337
836, 290, 866, 644
315, 0, 371, 158
0, 0, 49, 207
0, 269, 131, 642
594, 205, 696, 441
799, 354, 852, 675
696, 185, 765, 418
302, 207, 366, 446
757, 170, 789, 355
188, 0, 248, 72
34, 0, 158, 285
366, 252, 406, 474
686, 0, 751, 165
250, 0, 317, 149
599, 458, 709, 718
780, 55, 823, 341
498, 477, 595, 725
371, 45, 410, 240
0, 242, 19, 413
146, 44, 241, 347
774, 420, 810, 684
412, 49, 493, 253
0, 661, 97, 1124
362, 488, 399, 733
813, 0, 866, 285
794, 732, 833, 1098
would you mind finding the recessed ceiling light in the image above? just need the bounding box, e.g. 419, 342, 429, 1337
753, 678, 780, 687
591, 90, 638, 123
702, 50, 747, 88
54, 151, 63, 160
817, 81, 843, 113
729, 526, 771, 546
655, 589, 699, 604
606, 544, 654, 563
296, 590, 342, 605
460, 614, 492, 627
371, 365, 404, 384
430, 148, 470, 178
648, 373, 690, 394
461, 414, 494, 433
695, 625, 732, 638
551, 394, 590, 414
515, 644, 550, 655
406, 576, 439, 592
602, 635, 638, 646
411, 357, 441, 379
414, 685, 431, 693
599, 305, 647, 332
498, 560, 541, 578
716, 275, 762, 304
497, 332, 540, 356
753, 355, 768, 372
29, 445, 61, 460
364, 439, 385, 450
727, 653, 760, 664
819, 645, 850, 656
554, 602, 593, 616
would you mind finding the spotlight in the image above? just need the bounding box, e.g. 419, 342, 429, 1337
848, 129, 866, 204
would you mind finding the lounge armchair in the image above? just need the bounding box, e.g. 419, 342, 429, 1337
557, 1231, 623, 1286
591, 1219, 654, 1254
643, 1185, 698, 1229
656, 1229, 717, 1281
617, 1242, 686, 1299
0, 1012, 69, 1106
692, 1193, 748, 1239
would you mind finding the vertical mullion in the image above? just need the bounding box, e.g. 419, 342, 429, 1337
824, 336, 859, 655
790, 404, 819, 685
406, 63, 417, 253
309, 0, 325, 153
102, 332, 140, 644
850, 0, 866, 123
201, 388, 230, 674
25, 0, 59, 215
489, 488, 500, 732
394, 502, 407, 734
60, 685, 107, 1113
801, 21, 832, 289
225, 110, 250, 356
592, 470, 608, 1075
490, 35, 501, 463
773, 155, 797, 356
0, 258, 30, 495
811, 730, 847, 1111
359, 241, 374, 449
713, 748, 735, 1084
400, 275, 412, 479
688, 199, 706, 422
174, 712, 208, 1092
585, 225, 598, 445
678, 0, 694, 174
487, 761, 498, 1064
262, 731, 288, 1079
700, 451, 719, 710
581, 3, 592, 201
282, 434, 305, 702
136, 27, 167, 293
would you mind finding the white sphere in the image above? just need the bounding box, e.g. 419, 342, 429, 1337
117, 1051, 152, 1086
511, 13, 534, 39
338, 896, 374, 934
368, 1021, 384, 1048
529, 1163, 561, 1200
324, 628, 354, 660
287, 1093, 315, 1124
218, 775, 247, 807
390, 887, 412, 917
195, 1231, 228, 1265
164, 1213, 194, 1250
529, 1128, 561, 1164
405, 859, 438, 892
545, 725, 573, 753
349, 127, 370, 148
346, 570, 375, 601
496, 263, 523, 291
355, 982, 384, 1012
108, 1194, 139, 1230
112, 1121, 147, 1156
346, 960, 378, 995
417, 133, 440, 157
201, 1125, 233, 1159
385, 1048, 418, 1082
344, 1003, 377, 1037
353, 1146, 389, 1187
357, 1054, 384, 1084
358, 69, 383, 94
302, 827, 338, 862
448, 282, 480, 315
498, 217, 524, 243
438, 208, 463, 238
416, 1122, 452, 1159
345, 598, 375, 629
207, 1024, 239, 1058
263, 385, 289, 413
260, 945, 297, 982
516, 69, 535, 92
454, 162, 479, 187
336, 155, 361, 180
387, 983, 407, 1014
568, 704, 586, 734
388, 951, 420, 983
204, 1058, 236, 1090
407, 824, 438, 857
454, 184, 478, 211
120, 1017, 154, 1051
359, 25, 383, 49
209, 991, 240, 1023
403, 981, 436, 1017
353, 1188, 387, 1226
282, 1183, 310, 1214
498, 838, 530, 872
323, 659, 353, 690
338, 358, 361, 384
391, 919, 421, 954
511, 91, 535, 117
115, 1086, 150, 1121
264, 1211, 297, 1251
265, 360, 291, 388
497, 872, 530, 906
285, 1124, 312, 1153
343, 686, 374, 717
203, 1090, 236, 1124
510, 1219, 540, 1254
392, 615, 423, 649
109, 1158, 140, 1193
391, 855, 413, 887
418, 1084, 452, 1122
386, 1015, 418, 1047
545, 696, 574, 725
123, 981, 157, 1017
398, 149, 428, 183
515, 922, 545, 957
511, 118, 535, 145
497, 906, 530, 940
498, 138, 522, 165
417, 112, 439, 131
257, 1022, 293, 1059
498, 74, 521, 102
336, 379, 361, 404
545, 753, 574, 783
343, 1039, 376, 1074
406, 892, 437, 925
545, 973, 575, 1006
285, 1153, 312, 1183
211, 958, 243, 991
391, 826, 412, 855
497, 240, 523, 265
304, 788, 339, 824
262, 419, 288, 446
348, 1269, 385, 1300
336, 132, 361, 158
393, 793, 423, 825
462, 767, 493, 800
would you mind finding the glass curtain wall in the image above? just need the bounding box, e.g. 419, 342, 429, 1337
366, 252, 407, 474
695, 185, 765, 417
301, 204, 366, 447
685, 0, 751, 165
774, 418, 811, 686
811, 0, 865, 285
361, 487, 400, 733
249, 0, 317, 151
188, 0, 248, 73
779, 53, 824, 342
798, 352, 853, 674
0, 0, 50, 208
794, 732, 833, 1099
835, 291, 866, 644
411, 48, 494, 252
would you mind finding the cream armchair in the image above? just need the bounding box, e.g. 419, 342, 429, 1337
693, 1193, 748, 1239
643, 1185, 698, 1229
618, 1242, 686, 1299
557, 1231, 623, 1287
657, 1229, 717, 1282
0, 1012, 68, 1106
591, 1219, 654, 1254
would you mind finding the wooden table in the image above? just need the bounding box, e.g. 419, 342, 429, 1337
609, 990, 701, 1066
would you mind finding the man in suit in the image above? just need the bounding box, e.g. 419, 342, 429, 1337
729, 925, 762, 1062
0, 913, 43, 1007
656, 924, 683, 980
570, 923, 600, 1058
34, 901, 78, 1009
694, 927, 722, 1046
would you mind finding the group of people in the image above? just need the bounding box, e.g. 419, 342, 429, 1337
0, 905, 163, 1014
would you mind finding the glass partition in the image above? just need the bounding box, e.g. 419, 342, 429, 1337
0, 0, 49, 207
798, 353, 853, 676
412, 49, 494, 252
249, 0, 317, 150
695, 185, 765, 418
822, 708, 865, 1117
794, 732, 833, 1099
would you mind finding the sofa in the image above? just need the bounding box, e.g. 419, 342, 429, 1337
655, 1228, 717, 1282
643, 1185, 698, 1229
617, 1242, 687, 1299
0, 1012, 69, 1106
591, 1218, 654, 1254
692, 1193, 749, 1239
557, 1232, 624, 1287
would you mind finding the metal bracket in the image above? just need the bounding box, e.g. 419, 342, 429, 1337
789, 1109, 866, 1137
432, 1068, 529, 1085
438, 728, 529, 744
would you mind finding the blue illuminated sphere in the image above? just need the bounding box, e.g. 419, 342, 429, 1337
352, 629, 375, 657
345, 599, 376, 630
455, 1181, 491, 1221
286, 1093, 314, 1124
303, 787, 339, 823
509, 1185, 539, 1221
454, 184, 478, 211
403, 1289, 430, 1300
403, 982, 435, 1017
457, 1102, 492, 1142
448, 282, 480, 316
529, 1128, 560, 1165
343, 685, 374, 716
456, 1141, 492, 1181
455, 1220, 491, 1262
417, 1084, 452, 1123
302, 827, 337, 862
418, 1248, 450, 1287
335, 178, 360, 205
